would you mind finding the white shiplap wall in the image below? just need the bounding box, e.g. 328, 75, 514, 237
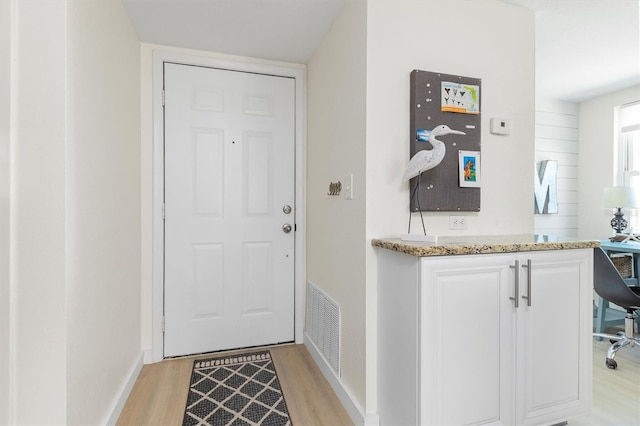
535, 99, 579, 237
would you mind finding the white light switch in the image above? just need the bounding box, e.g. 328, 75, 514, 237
490, 117, 511, 135
344, 174, 353, 200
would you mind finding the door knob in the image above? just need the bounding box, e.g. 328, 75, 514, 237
282, 223, 292, 233
283, 205, 292, 214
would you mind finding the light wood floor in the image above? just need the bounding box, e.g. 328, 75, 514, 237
117, 344, 353, 425
119, 334, 640, 426
570, 326, 640, 425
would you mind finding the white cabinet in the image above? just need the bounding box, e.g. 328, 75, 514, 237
378, 248, 592, 426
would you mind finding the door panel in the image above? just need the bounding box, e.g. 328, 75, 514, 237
163, 63, 295, 357
421, 254, 516, 426
244, 132, 272, 215
193, 129, 224, 216
193, 243, 223, 317
243, 242, 273, 314
516, 249, 592, 425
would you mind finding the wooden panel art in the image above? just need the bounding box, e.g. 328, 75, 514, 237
409, 70, 481, 212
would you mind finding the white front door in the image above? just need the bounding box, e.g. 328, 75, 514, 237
163, 63, 295, 357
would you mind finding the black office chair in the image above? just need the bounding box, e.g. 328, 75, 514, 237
593, 247, 640, 369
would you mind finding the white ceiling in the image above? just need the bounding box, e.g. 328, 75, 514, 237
123, 0, 639, 103
122, 0, 347, 64
502, 0, 639, 102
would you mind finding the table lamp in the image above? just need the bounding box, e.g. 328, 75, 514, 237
603, 186, 640, 242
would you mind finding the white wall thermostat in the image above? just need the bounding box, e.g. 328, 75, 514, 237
490, 117, 511, 135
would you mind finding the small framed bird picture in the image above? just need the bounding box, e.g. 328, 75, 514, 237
458, 150, 481, 188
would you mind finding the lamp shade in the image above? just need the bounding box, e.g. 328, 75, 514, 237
603, 186, 640, 208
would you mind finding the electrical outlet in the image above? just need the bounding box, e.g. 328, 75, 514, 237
449, 215, 468, 230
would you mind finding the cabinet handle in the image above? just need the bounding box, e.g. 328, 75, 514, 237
509, 260, 520, 308
521, 259, 532, 306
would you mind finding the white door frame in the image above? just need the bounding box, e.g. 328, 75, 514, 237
151, 50, 306, 362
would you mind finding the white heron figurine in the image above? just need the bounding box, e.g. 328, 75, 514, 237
403, 124, 466, 236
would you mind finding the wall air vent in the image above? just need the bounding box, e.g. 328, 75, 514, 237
305, 282, 341, 376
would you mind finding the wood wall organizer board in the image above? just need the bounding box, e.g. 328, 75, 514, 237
409, 69, 481, 212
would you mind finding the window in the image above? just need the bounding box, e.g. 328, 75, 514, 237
617, 102, 640, 231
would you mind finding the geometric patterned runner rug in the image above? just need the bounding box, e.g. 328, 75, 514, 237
183, 351, 292, 426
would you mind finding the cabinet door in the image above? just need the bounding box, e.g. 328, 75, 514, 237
516, 249, 592, 425
420, 254, 516, 426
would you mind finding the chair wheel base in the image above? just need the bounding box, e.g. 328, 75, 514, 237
606, 358, 617, 369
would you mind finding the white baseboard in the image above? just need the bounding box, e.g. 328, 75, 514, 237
143, 348, 154, 364
103, 352, 144, 425
303, 333, 379, 426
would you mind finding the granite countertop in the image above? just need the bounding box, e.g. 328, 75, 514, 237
372, 234, 600, 257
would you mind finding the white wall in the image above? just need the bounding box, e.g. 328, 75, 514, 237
534, 99, 579, 237
0, 0, 11, 422
12, 1, 68, 422
578, 85, 640, 240
307, 0, 535, 416
366, 0, 535, 240
306, 0, 368, 413
65, 1, 141, 424
8, 0, 141, 423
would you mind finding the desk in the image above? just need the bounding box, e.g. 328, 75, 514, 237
599, 240, 640, 285
596, 240, 640, 335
